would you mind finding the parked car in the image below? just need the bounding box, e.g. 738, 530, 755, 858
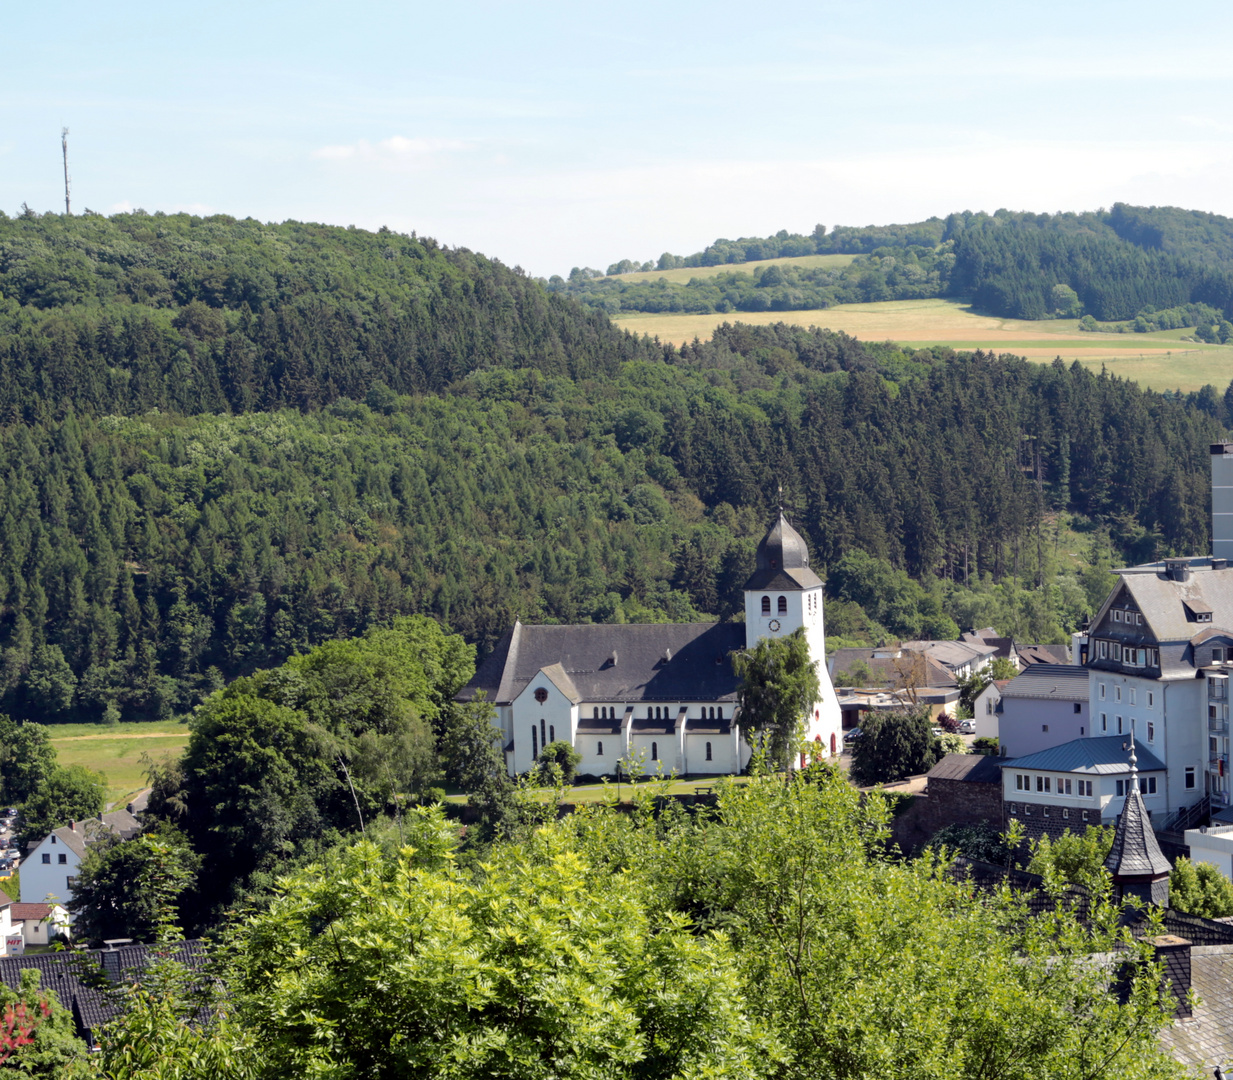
959, 718, 976, 734
844, 728, 862, 746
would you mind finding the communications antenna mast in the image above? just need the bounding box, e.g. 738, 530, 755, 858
61, 127, 71, 215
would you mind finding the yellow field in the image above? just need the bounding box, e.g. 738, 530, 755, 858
615, 299, 1233, 392
610, 253, 857, 285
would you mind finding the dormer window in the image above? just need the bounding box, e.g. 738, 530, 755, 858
1184, 599, 1214, 623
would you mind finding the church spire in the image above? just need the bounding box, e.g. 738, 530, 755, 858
1104, 723, 1171, 907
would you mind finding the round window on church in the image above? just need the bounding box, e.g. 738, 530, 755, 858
534, 688, 548, 703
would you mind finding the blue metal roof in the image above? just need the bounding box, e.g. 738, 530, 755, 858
1003, 735, 1165, 775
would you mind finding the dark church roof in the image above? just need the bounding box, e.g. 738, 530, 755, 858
458, 621, 746, 706
1105, 784, 1172, 878
743, 512, 823, 592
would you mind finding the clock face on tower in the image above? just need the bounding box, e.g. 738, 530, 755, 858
768, 619, 781, 632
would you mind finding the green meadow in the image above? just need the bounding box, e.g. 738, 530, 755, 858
47, 722, 191, 808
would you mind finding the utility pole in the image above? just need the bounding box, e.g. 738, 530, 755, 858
61, 127, 71, 215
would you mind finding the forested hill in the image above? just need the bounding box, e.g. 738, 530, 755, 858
0, 209, 1226, 727
556, 204, 1233, 326
0, 209, 661, 420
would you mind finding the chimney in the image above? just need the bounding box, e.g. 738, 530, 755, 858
1164, 559, 1191, 583
69, 821, 75, 832
1148, 935, 1193, 1019
1212, 443, 1233, 561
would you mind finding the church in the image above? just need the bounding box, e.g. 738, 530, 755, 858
458, 512, 844, 777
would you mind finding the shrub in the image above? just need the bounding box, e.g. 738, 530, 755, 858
537, 741, 582, 784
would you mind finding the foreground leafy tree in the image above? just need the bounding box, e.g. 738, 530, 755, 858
223, 809, 778, 1079
1170, 856, 1233, 918
848, 705, 938, 786
67, 827, 201, 945
174, 768, 1183, 1080
88, 768, 1184, 1079
655, 765, 1183, 1080
0, 969, 85, 1074
733, 628, 820, 770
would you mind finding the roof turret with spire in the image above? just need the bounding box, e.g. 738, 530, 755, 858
1104, 728, 1172, 907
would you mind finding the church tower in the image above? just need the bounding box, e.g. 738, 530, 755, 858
743, 512, 844, 756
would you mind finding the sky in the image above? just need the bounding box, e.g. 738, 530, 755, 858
4, 0, 1233, 277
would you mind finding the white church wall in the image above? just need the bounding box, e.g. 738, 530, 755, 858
510, 676, 576, 776
685, 733, 737, 774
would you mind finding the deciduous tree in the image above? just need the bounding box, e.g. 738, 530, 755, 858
733, 628, 820, 770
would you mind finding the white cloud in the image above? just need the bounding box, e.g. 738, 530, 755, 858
311, 136, 471, 167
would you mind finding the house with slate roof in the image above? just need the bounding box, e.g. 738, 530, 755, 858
0, 939, 208, 1048
996, 663, 1090, 758
458, 512, 843, 777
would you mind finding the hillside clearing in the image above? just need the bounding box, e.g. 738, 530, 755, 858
608, 253, 858, 285
615, 299, 1233, 391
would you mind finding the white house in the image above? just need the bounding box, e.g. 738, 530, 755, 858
1185, 823, 1233, 878
1002, 735, 1168, 834
0, 888, 15, 957
458, 512, 844, 776
10, 902, 69, 949
973, 678, 1010, 741
19, 811, 141, 917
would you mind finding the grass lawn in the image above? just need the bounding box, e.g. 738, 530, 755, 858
446, 775, 751, 807
47, 723, 190, 808
610, 253, 857, 285
615, 298, 1233, 392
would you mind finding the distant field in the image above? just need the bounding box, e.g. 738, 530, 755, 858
609, 253, 857, 285
48, 723, 190, 807
615, 298, 1233, 392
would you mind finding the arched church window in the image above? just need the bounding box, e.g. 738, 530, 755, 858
705, 741, 712, 761
597, 741, 604, 756
534, 688, 548, 703
717, 707, 723, 720
777, 596, 787, 614
593, 707, 599, 719
540, 719, 546, 748
709, 707, 715, 719
549, 725, 555, 742
651, 742, 658, 761
531, 726, 538, 758
761, 596, 771, 614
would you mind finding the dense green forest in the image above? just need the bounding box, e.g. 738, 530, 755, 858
557, 204, 1233, 326
0, 210, 1227, 724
